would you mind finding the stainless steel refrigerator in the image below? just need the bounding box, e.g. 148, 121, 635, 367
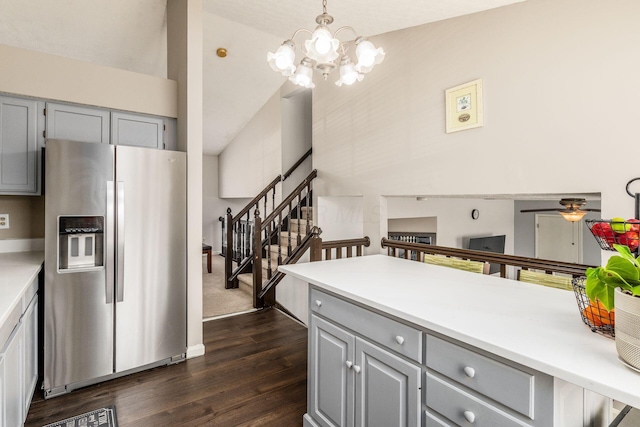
43, 139, 187, 398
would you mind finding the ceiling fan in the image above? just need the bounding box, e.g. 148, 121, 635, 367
519, 198, 600, 222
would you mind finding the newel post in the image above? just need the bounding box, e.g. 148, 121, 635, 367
225, 208, 234, 289
310, 227, 323, 262
252, 209, 264, 308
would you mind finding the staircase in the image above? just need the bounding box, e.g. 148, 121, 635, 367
237, 206, 313, 296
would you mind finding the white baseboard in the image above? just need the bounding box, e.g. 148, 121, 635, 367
186, 343, 205, 359
0, 238, 44, 253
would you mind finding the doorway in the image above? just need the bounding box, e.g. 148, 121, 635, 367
535, 214, 583, 263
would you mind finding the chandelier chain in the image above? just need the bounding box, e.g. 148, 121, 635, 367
322, 0, 327, 15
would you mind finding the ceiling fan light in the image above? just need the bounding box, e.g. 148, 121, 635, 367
304, 26, 340, 63
289, 58, 315, 89
267, 40, 296, 76
559, 210, 587, 222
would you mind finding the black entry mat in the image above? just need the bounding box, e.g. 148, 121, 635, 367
43, 406, 118, 427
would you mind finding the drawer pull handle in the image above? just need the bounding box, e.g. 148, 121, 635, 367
463, 366, 476, 378
463, 411, 476, 423
395, 336, 405, 345
353, 365, 361, 374
345, 360, 353, 369
315, 300, 322, 307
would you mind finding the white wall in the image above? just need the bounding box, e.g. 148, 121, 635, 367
282, 88, 313, 196
202, 155, 219, 249
387, 198, 515, 254
0, 44, 177, 118
218, 89, 282, 198
202, 154, 253, 252
311, 0, 640, 257
167, 0, 204, 359
317, 197, 365, 240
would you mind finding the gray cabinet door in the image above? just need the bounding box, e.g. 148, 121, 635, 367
0, 352, 5, 427
45, 102, 109, 144
0, 96, 38, 194
310, 314, 355, 427
111, 112, 163, 149
22, 295, 38, 417
3, 320, 24, 427
355, 337, 421, 427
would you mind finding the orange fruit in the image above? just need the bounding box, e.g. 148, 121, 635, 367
583, 301, 615, 326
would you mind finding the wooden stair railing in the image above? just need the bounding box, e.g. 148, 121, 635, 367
282, 148, 312, 181
381, 238, 595, 278
256, 227, 371, 303
251, 170, 317, 306
224, 174, 282, 288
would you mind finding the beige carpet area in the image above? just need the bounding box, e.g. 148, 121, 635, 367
202, 254, 254, 319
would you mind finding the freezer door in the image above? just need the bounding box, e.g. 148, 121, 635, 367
44, 139, 115, 392
114, 146, 187, 372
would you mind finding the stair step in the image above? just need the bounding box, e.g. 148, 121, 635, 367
300, 206, 313, 220
289, 219, 312, 233
237, 273, 253, 295
261, 257, 280, 271
279, 231, 304, 245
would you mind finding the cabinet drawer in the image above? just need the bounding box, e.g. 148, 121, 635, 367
426, 334, 537, 419
426, 372, 529, 427
425, 410, 453, 427
310, 288, 422, 363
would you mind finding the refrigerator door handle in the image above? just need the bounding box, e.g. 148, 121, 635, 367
105, 181, 115, 304
116, 181, 125, 302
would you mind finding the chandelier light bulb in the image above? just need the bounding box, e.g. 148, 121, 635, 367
305, 26, 339, 64
267, 41, 296, 76
289, 58, 316, 89
355, 37, 385, 74
335, 56, 363, 87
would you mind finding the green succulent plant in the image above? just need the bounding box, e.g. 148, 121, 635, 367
586, 244, 640, 311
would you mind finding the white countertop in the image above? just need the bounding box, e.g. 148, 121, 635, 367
279, 254, 640, 409
0, 251, 44, 327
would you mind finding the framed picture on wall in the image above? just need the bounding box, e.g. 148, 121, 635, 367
445, 79, 484, 133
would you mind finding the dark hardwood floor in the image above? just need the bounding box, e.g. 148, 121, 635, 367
25, 308, 308, 427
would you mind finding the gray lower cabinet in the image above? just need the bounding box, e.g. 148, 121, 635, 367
22, 295, 37, 419
0, 96, 39, 194
424, 334, 554, 427
2, 315, 24, 427
307, 288, 422, 427
0, 352, 4, 427
307, 287, 557, 427
0, 277, 39, 427
45, 102, 110, 144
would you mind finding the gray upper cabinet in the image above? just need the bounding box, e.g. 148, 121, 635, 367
45, 102, 110, 144
0, 96, 39, 194
111, 112, 164, 149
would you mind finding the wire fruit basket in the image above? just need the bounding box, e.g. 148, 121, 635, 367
572, 277, 615, 338
585, 219, 640, 252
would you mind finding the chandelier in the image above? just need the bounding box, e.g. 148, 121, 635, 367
267, 0, 386, 89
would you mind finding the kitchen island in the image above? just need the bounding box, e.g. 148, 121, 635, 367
280, 254, 640, 427
0, 250, 43, 427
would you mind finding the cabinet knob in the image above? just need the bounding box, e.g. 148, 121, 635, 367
463, 411, 476, 423
395, 335, 405, 345
345, 360, 353, 369
463, 366, 476, 378
353, 365, 361, 374
315, 300, 322, 307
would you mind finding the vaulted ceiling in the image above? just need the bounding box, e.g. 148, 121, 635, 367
0, 0, 525, 155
